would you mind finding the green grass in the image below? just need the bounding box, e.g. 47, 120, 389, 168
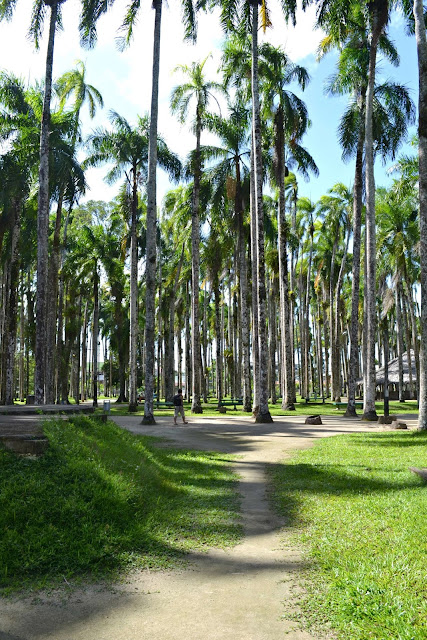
103, 398, 419, 419
0, 416, 241, 594
269, 430, 427, 640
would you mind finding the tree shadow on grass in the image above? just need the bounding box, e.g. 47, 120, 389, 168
0, 416, 242, 594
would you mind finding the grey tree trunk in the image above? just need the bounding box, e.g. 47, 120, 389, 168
45, 192, 63, 404
191, 107, 203, 413
251, 0, 272, 422
35, 1, 58, 405
346, 102, 365, 416
3, 200, 21, 405
329, 234, 338, 401
165, 245, 184, 401
237, 190, 251, 411
333, 226, 350, 402
92, 265, 99, 408
143, 0, 162, 424
362, 14, 384, 421
414, 0, 427, 429
81, 300, 88, 402
395, 279, 405, 402
129, 163, 139, 412
250, 142, 259, 411
277, 136, 295, 410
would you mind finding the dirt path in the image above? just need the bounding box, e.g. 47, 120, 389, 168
1, 414, 397, 640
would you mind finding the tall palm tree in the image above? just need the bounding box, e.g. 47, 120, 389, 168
0, 0, 109, 404
116, 0, 198, 423
170, 57, 224, 413
202, 100, 252, 411
85, 112, 181, 411
318, 4, 414, 416
261, 42, 317, 410
413, 0, 427, 430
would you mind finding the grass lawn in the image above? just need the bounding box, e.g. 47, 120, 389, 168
269, 430, 427, 640
0, 416, 241, 594
102, 398, 419, 419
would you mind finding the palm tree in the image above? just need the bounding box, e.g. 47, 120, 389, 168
317, 184, 352, 402
261, 42, 317, 410
0, 0, 110, 404
85, 111, 181, 412
413, 0, 427, 430
202, 100, 252, 411
318, 4, 415, 416
115, 0, 199, 424
170, 57, 224, 414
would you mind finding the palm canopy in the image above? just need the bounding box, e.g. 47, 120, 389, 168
0, 72, 86, 203
84, 110, 181, 185
56, 60, 103, 120
170, 56, 225, 133
337, 80, 415, 162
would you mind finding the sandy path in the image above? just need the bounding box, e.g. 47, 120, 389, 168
1, 414, 398, 640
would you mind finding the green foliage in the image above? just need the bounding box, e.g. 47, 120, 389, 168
269, 431, 427, 639
0, 417, 241, 593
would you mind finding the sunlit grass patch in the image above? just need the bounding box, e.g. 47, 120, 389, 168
0, 417, 241, 594
269, 430, 427, 640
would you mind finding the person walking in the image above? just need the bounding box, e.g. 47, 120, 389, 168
173, 388, 188, 425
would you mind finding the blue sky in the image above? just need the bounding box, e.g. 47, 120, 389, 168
0, 1, 418, 208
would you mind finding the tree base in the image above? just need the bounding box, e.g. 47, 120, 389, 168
282, 403, 296, 411
128, 402, 138, 413
191, 404, 203, 414
255, 411, 273, 423
243, 402, 252, 413
141, 414, 156, 425
362, 410, 378, 421
344, 407, 358, 418
252, 405, 259, 418
116, 395, 128, 403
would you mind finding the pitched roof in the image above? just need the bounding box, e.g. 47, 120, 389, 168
373, 350, 417, 385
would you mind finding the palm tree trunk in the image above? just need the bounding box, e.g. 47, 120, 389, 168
333, 226, 350, 402
45, 192, 64, 404
190, 108, 203, 413
129, 164, 139, 412
251, 0, 272, 422
277, 124, 295, 410
363, 13, 385, 421
3, 200, 21, 405
414, 0, 427, 429
92, 264, 99, 408
236, 170, 251, 411
250, 141, 259, 411
34, 0, 58, 405
81, 300, 88, 402
346, 103, 365, 416
165, 245, 184, 401
143, 0, 162, 424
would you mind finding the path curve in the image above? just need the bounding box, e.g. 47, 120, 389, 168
2, 414, 398, 640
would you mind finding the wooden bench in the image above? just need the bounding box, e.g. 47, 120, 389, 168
154, 401, 174, 410
333, 401, 363, 410
217, 399, 243, 411
305, 393, 326, 404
